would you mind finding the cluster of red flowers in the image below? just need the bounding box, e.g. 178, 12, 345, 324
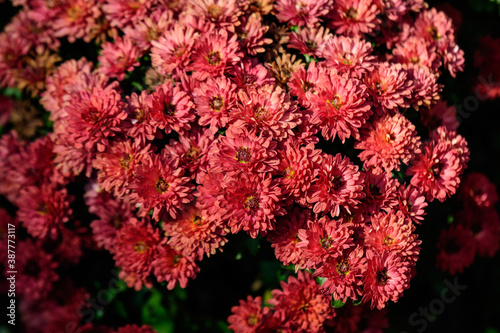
474, 35, 500, 100
0, 0, 497, 332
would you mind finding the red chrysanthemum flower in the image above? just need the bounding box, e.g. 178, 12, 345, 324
288, 26, 332, 57
16, 183, 73, 240
274, 0, 330, 28
208, 130, 279, 174
436, 224, 475, 275
360, 170, 399, 214
355, 112, 421, 173
363, 62, 412, 114
315, 245, 366, 303
190, 29, 241, 81
97, 36, 140, 81
307, 153, 364, 217
93, 139, 151, 198
407, 140, 462, 202
310, 71, 372, 142
276, 142, 322, 206
459, 172, 499, 209
328, 0, 381, 37
163, 204, 228, 261
16, 239, 59, 300
321, 35, 375, 78
193, 76, 237, 134
112, 217, 162, 282
147, 81, 195, 135
128, 153, 194, 221
397, 184, 428, 223
287, 61, 324, 108
405, 63, 441, 110
236, 13, 272, 56
52, 0, 100, 43
232, 84, 299, 140
268, 271, 334, 332
102, 0, 154, 29
393, 36, 440, 70
268, 207, 312, 269
297, 215, 354, 269
151, 23, 199, 76
364, 211, 416, 254
455, 208, 500, 258
194, 172, 228, 222
151, 244, 200, 290
64, 87, 128, 152
228, 58, 275, 88
125, 90, 158, 145
220, 172, 285, 238
114, 324, 156, 333
228, 296, 269, 333
123, 9, 174, 52
186, 0, 242, 30
430, 126, 470, 172
362, 250, 410, 310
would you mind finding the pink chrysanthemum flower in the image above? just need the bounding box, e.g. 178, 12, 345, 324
125, 90, 158, 145
165, 127, 215, 181
287, 61, 324, 108
17, 184, 73, 240
16, 240, 59, 300
393, 36, 440, 70
430, 126, 470, 172
297, 215, 354, 269
195, 172, 229, 221
315, 245, 366, 303
236, 13, 272, 56
232, 84, 299, 140
363, 62, 411, 114
328, 0, 381, 37
119, 269, 153, 291
268, 207, 311, 269
187, 0, 241, 30
355, 112, 421, 173
288, 26, 332, 57
360, 170, 398, 214
275, 0, 330, 28
102, 0, 153, 29
90, 195, 138, 251
397, 185, 428, 223
414, 8, 454, 51
228, 296, 269, 333
52, 0, 100, 43
52, 132, 95, 178
193, 76, 237, 134
228, 58, 275, 88
405, 63, 441, 110
407, 140, 461, 202
459, 172, 499, 209
190, 29, 241, 81
220, 172, 285, 238
151, 23, 199, 76
64, 87, 128, 152
420, 100, 459, 132
455, 208, 500, 258
436, 224, 475, 275
112, 217, 162, 282
163, 204, 228, 261
147, 81, 195, 135
128, 153, 194, 221
93, 139, 151, 198
307, 153, 364, 217
321, 35, 375, 78
310, 71, 372, 142
208, 130, 279, 174
442, 42, 465, 78
362, 250, 410, 310
151, 244, 200, 290
268, 271, 334, 332
0, 32, 30, 88
364, 211, 416, 254
123, 9, 174, 52
98, 36, 140, 81
40, 58, 94, 119
276, 142, 322, 206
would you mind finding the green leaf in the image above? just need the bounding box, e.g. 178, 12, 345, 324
142, 290, 169, 326
447, 215, 454, 224
331, 296, 345, 309
2, 87, 22, 99
304, 54, 315, 64
316, 277, 326, 285
290, 25, 299, 33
